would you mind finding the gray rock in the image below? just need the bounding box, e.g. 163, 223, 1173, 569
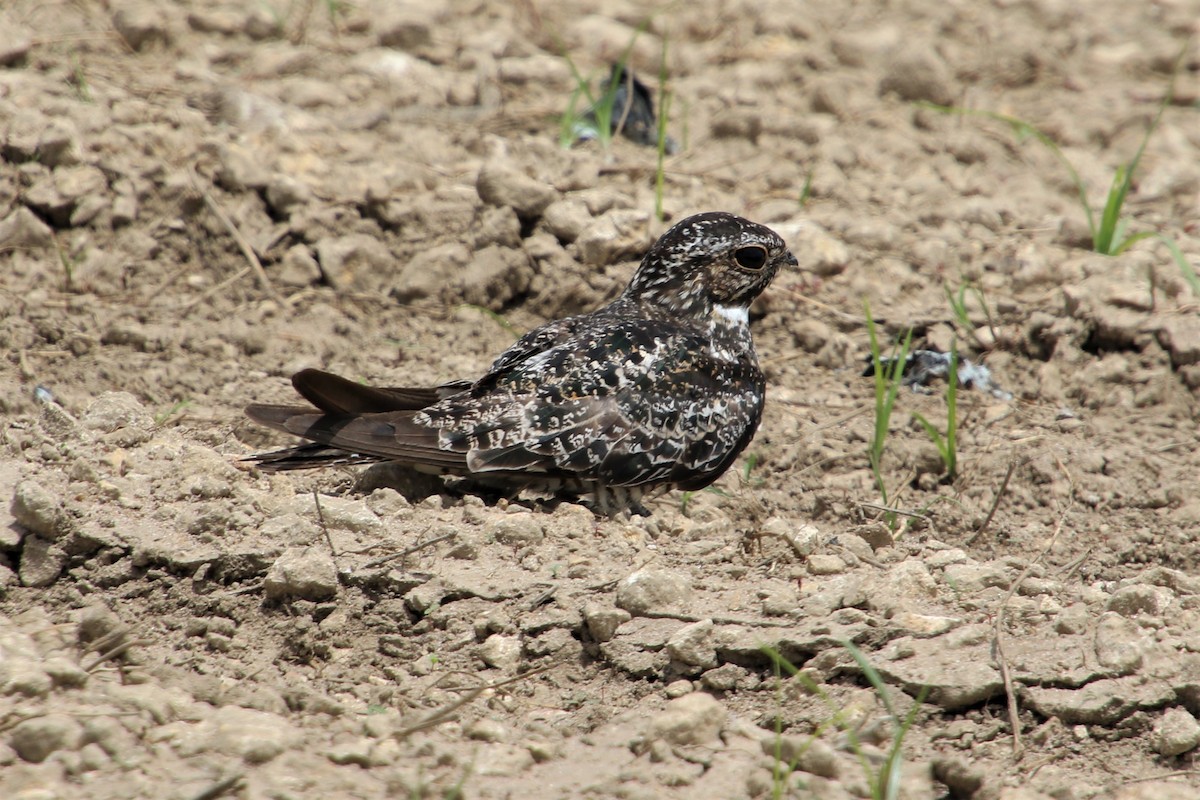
488, 514, 545, 545
772, 219, 849, 278
9, 714, 85, 763
80, 392, 153, 434
648, 693, 725, 746
457, 246, 531, 311
1054, 603, 1090, 635
476, 162, 556, 221
878, 47, 955, 104
1107, 584, 1173, 618
0, 23, 31, 66
277, 245, 322, 287
575, 210, 654, 266
764, 518, 821, 557
2, 660, 52, 697
476, 743, 535, 777
264, 548, 338, 601
711, 109, 763, 143
392, 242, 471, 303
874, 635, 1001, 710
699, 664, 757, 692
932, 756, 986, 797
477, 634, 522, 671
1156, 317, 1200, 369
265, 175, 312, 216
112, 7, 171, 51
807, 554, 847, 575
216, 144, 272, 191
315, 234, 393, 291
186, 9, 241, 34
11, 480, 68, 541
243, 8, 281, 40
466, 718, 509, 743
70, 194, 108, 227
890, 611, 961, 637
1022, 677, 1175, 725
36, 119, 81, 167
202, 706, 300, 764
599, 640, 669, 677
19, 537, 66, 588
377, 13, 432, 51
666, 619, 716, 669
472, 206, 521, 249
497, 55, 570, 87
615, 568, 693, 616
942, 562, 1011, 592
1134, 566, 1200, 595
761, 586, 800, 616
583, 604, 631, 642
540, 200, 591, 244
0, 207, 54, 250
1094, 612, 1147, 675
53, 165, 108, 215
864, 560, 938, 615
404, 580, 445, 615
1155, 707, 1200, 756
766, 735, 839, 779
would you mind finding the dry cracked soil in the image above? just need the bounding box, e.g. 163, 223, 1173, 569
2, 1, 1200, 798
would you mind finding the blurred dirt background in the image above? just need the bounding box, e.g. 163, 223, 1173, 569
2, 1, 1200, 798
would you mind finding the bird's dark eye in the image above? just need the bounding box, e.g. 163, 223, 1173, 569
733, 245, 768, 271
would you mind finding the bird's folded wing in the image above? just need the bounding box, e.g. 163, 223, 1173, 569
245, 404, 468, 471
291, 368, 469, 414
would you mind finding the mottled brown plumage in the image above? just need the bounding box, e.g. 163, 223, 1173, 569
245, 211, 796, 514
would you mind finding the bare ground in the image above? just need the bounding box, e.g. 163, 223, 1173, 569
2, 1, 1200, 798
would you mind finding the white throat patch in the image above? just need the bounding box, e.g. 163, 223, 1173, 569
713, 304, 749, 327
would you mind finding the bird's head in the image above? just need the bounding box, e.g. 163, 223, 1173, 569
624, 211, 797, 319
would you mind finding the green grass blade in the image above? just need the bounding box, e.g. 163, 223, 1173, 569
918, 102, 1096, 240
945, 348, 957, 480
1156, 234, 1200, 295
1111, 229, 1156, 256
1095, 165, 1129, 254
654, 32, 671, 222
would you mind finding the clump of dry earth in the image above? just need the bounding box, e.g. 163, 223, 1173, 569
2, 0, 1200, 798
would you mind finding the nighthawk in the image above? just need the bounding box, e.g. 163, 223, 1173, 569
245, 211, 797, 514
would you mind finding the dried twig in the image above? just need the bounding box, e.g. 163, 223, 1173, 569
83, 632, 151, 673
858, 502, 929, 521
188, 772, 245, 800
394, 664, 554, 739
359, 531, 458, 571
178, 265, 252, 315
187, 166, 282, 304
313, 490, 337, 558
969, 458, 1019, 545
993, 502, 1071, 758
641, 609, 795, 628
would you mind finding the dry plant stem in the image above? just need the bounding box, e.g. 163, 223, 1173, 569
179, 266, 253, 315
641, 609, 795, 628
780, 286, 864, 324
187, 167, 283, 304
360, 531, 458, 570
394, 665, 553, 739
969, 458, 1018, 545
993, 503, 1071, 758
84, 637, 151, 673
858, 502, 929, 520
1120, 770, 1199, 786
313, 489, 337, 559
188, 773, 245, 800
612, 67, 635, 140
